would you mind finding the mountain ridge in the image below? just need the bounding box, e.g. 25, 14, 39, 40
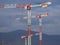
0, 30, 60, 45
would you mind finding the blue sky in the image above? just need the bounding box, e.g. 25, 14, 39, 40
0, 0, 60, 35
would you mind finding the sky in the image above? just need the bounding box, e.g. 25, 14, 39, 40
0, 0, 60, 35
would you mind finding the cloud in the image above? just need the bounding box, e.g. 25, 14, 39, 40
0, 0, 60, 35
30, 5, 60, 35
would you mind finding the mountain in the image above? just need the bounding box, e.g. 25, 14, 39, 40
0, 30, 60, 45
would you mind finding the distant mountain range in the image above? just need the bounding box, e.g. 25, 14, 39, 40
0, 30, 60, 45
